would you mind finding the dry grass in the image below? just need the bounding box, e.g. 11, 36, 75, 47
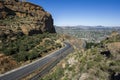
107, 42, 120, 52
0, 53, 18, 74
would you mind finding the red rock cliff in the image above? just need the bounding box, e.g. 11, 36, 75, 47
0, 0, 56, 36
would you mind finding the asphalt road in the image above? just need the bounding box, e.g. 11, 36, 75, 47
0, 42, 73, 80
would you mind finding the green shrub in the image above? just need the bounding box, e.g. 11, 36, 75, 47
14, 51, 28, 62
28, 50, 39, 60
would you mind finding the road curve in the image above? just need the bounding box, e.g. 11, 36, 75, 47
0, 42, 74, 80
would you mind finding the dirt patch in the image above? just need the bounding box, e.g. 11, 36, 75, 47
0, 54, 18, 74
106, 42, 120, 60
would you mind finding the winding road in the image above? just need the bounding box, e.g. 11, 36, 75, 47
0, 42, 74, 80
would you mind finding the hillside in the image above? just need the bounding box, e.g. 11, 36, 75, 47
41, 32, 120, 80
0, 0, 62, 74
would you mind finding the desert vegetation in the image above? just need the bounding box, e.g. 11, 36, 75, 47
40, 32, 120, 80
0, 33, 62, 61
0, 33, 62, 73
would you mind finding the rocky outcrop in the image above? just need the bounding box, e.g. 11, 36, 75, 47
0, 0, 55, 37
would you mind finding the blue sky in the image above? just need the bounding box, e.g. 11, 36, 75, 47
29, 0, 120, 26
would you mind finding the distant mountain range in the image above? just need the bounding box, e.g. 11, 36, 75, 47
55, 25, 120, 31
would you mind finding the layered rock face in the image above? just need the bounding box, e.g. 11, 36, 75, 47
0, 0, 56, 37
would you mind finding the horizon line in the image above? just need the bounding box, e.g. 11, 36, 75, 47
54, 25, 120, 27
